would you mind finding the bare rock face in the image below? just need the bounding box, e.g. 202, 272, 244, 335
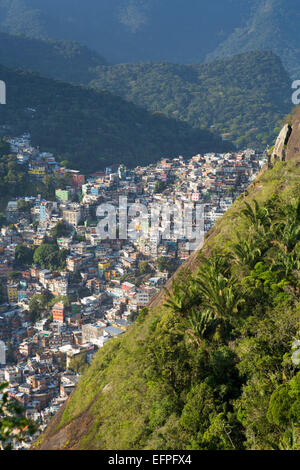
271, 123, 292, 162
270, 106, 300, 164
285, 107, 300, 162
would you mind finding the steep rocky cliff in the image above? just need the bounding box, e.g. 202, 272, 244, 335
271, 107, 300, 163
285, 107, 300, 161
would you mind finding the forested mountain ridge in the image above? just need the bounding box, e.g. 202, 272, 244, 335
0, 32, 291, 151
89, 51, 292, 149
0, 31, 291, 151
0, 0, 253, 64
207, 0, 300, 79
0, 63, 232, 173
0, 30, 108, 84
35, 110, 300, 450
0, 1, 299, 78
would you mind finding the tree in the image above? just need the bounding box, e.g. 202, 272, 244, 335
267, 373, 300, 429
7, 271, 21, 281
128, 310, 139, 323
15, 244, 34, 267
184, 309, 218, 347
0, 212, 7, 228
41, 175, 56, 200
164, 285, 196, 318
60, 160, 71, 168
154, 180, 166, 194
243, 199, 272, 228
33, 244, 67, 270
138, 261, 152, 275
68, 352, 88, 375
17, 200, 31, 212
180, 383, 217, 435
277, 425, 300, 451
229, 237, 262, 270
195, 262, 244, 321
203, 409, 247, 450
28, 296, 44, 323
226, 186, 235, 198
50, 221, 70, 239
156, 256, 176, 274
271, 206, 300, 253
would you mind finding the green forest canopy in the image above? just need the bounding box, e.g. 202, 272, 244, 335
89, 51, 292, 150
0, 63, 233, 173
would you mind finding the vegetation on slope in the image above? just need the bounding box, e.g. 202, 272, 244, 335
0, 64, 232, 173
0, 34, 290, 152
0, 31, 108, 84
0, 138, 36, 210
90, 51, 291, 149
38, 157, 300, 450
0, 138, 75, 211
0, 382, 37, 450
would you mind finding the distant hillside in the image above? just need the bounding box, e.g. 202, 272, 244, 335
207, 0, 300, 79
0, 0, 251, 64
35, 117, 300, 451
89, 51, 292, 149
0, 31, 108, 84
0, 64, 232, 173
0, 1, 299, 78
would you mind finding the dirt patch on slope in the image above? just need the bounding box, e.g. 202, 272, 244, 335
34, 394, 98, 450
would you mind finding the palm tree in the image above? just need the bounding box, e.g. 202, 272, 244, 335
241, 199, 270, 230
164, 287, 190, 316
272, 218, 300, 253
269, 244, 300, 282
184, 309, 218, 346
163, 280, 201, 317
194, 259, 244, 320
230, 237, 262, 269
270, 424, 299, 450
